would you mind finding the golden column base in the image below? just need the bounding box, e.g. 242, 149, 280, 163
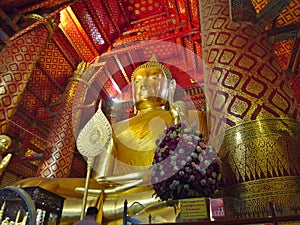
215, 119, 300, 218
223, 176, 300, 218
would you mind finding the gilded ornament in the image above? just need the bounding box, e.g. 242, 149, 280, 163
0, 135, 11, 153
216, 119, 300, 217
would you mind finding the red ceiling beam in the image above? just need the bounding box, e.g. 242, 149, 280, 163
19, 0, 78, 14
36, 61, 65, 92
256, 0, 293, 28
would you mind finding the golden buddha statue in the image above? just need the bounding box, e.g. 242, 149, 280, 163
15, 56, 189, 224
91, 55, 184, 224
0, 135, 12, 176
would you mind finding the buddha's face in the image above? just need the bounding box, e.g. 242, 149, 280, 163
132, 67, 169, 111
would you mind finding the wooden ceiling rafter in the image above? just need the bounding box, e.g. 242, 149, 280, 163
286, 35, 300, 76
182, 0, 193, 28
114, 22, 187, 46
116, 0, 131, 26
65, 4, 106, 57
18, 0, 76, 15
101, 55, 130, 97
188, 0, 200, 26
267, 22, 300, 44
85, 61, 107, 86
100, 27, 199, 64
59, 6, 99, 61
125, 49, 139, 70
102, 0, 123, 37
161, 0, 171, 18
90, 68, 114, 99
24, 142, 45, 154
130, 11, 167, 26
256, 0, 293, 28
36, 61, 65, 93
15, 105, 52, 136
0, 8, 20, 32
165, 0, 181, 24
174, 0, 189, 25
58, 11, 86, 61
104, 66, 122, 95
7, 161, 38, 178
10, 116, 48, 157
7, 6, 64, 43
25, 85, 51, 109
0, 27, 9, 45
82, 0, 113, 46
182, 35, 198, 74
113, 54, 131, 84
87, 61, 120, 99
122, 17, 176, 36
51, 30, 82, 69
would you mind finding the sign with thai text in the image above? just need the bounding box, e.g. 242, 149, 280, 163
180, 197, 208, 220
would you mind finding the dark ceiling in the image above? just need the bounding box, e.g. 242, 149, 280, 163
0, 0, 299, 184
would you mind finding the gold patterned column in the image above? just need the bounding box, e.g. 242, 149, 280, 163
0, 15, 51, 134
37, 62, 88, 178
199, 0, 300, 217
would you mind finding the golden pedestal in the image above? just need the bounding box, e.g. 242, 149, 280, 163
216, 119, 300, 218
223, 176, 300, 218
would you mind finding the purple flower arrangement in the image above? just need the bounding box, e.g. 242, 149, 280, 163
151, 123, 224, 201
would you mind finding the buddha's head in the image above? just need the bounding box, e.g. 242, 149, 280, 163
0, 135, 12, 153
131, 55, 174, 112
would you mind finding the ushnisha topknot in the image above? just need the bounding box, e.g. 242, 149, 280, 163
131, 54, 172, 83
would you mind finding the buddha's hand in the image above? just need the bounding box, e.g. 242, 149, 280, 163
170, 104, 180, 124
170, 101, 187, 124
75, 178, 143, 195
96, 170, 151, 193
97, 169, 151, 183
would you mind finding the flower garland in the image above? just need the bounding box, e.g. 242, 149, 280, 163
151, 123, 224, 201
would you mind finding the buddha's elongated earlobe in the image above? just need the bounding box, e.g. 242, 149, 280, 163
132, 82, 137, 113
168, 79, 176, 104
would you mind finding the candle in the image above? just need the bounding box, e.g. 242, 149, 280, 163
15, 210, 21, 223
0, 201, 6, 222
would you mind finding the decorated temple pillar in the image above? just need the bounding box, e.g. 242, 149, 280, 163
37, 62, 89, 178
199, 0, 300, 216
0, 15, 51, 134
